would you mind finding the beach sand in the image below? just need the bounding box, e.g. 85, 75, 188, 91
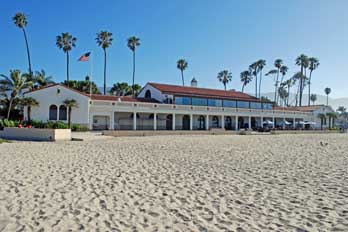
0, 133, 348, 231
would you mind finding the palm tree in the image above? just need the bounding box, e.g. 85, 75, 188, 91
240, 70, 252, 93
0, 70, 33, 119
56, 33, 77, 82
63, 99, 79, 128
33, 70, 54, 88
249, 62, 258, 97
265, 69, 278, 102
96, 31, 113, 95
177, 59, 188, 86
295, 54, 309, 106
127, 36, 141, 96
257, 59, 266, 98
279, 66, 288, 91
324, 87, 331, 106
283, 79, 294, 106
21, 97, 39, 123
132, 84, 142, 96
337, 106, 346, 114
291, 71, 304, 106
310, 94, 317, 105
273, 59, 283, 104
217, 70, 232, 90
307, 57, 320, 106
277, 86, 288, 106
13, 13, 32, 77
110, 82, 131, 96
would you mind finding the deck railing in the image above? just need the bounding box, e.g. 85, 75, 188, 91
90, 100, 312, 117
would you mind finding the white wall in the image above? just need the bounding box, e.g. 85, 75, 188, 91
24, 85, 90, 125
137, 84, 167, 102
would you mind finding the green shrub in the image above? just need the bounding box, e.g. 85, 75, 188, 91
71, 124, 89, 132
0, 119, 20, 129
30, 120, 69, 129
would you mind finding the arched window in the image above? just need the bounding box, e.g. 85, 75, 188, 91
49, 105, 58, 120
145, 90, 151, 99
59, 105, 67, 120
212, 116, 219, 128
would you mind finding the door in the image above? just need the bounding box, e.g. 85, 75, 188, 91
166, 115, 173, 130
182, 115, 190, 130
93, 116, 108, 130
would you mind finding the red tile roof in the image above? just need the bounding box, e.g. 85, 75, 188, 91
274, 105, 327, 112
148, 82, 259, 101
26, 84, 158, 103
91, 95, 159, 103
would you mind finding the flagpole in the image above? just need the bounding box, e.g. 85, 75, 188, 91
90, 51, 93, 97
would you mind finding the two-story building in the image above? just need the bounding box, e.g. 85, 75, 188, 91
24, 79, 318, 131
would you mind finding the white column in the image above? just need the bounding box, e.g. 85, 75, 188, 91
221, 115, 225, 129
110, 112, 114, 130
293, 118, 296, 129
190, 114, 193, 130
206, 115, 209, 130
272, 117, 275, 129
283, 117, 286, 129
133, 112, 137, 130
235, 115, 238, 130
172, 114, 176, 131
248, 116, 252, 130
261, 116, 264, 128
154, 113, 157, 130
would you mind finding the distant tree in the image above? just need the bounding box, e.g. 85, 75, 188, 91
217, 70, 232, 90
278, 65, 288, 104
177, 59, 188, 86
33, 70, 54, 88
265, 69, 278, 102
337, 106, 347, 114
278, 86, 289, 106
326, 112, 338, 129
110, 82, 131, 96
260, 96, 273, 103
257, 59, 266, 98
240, 70, 252, 93
13, 12, 32, 77
324, 87, 331, 106
283, 78, 294, 106
308, 57, 320, 105
0, 70, 33, 119
62, 80, 100, 94
132, 84, 142, 96
96, 31, 113, 95
56, 33, 77, 82
274, 59, 283, 104
63, 99, 79, 128
127, 36, 141, 96
295, 54, 309, 106
310, 94, 317, 105
21, 97, 39, 123
249, 61, 259, 97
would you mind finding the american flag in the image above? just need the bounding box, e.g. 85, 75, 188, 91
78, 52, 91, 62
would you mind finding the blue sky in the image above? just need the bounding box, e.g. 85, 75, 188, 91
1, 0, 348, 97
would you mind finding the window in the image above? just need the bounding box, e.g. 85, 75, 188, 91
59, 105, 67, 120
250, 102, 262, 109
237, 101, 249, 108
208, 99, 222, 107
192, 98, 207, 106
263, 103, 273, 110
49, 105, 58, 120
145, 90, 151, 99
175, 96, 191, 105
198, 115, 205, 130
223, 100, 236, 108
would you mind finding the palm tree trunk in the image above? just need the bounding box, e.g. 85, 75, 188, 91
66, 51, 70, 82
6, 98, 14, 120
308, 71, 312, 106
287, 85, 290, 106
241, 84, 245, 93
132, 51, 136, 96
258, 71, 262, 98
299, 66, 303, 106
224, 83, 226, 91
104, 49, 107, 95
22, 28, 32, 77
327, 94, 329, 106
255, 74, 258, 97
274, 70, 279, 103
181, 70, 184, 86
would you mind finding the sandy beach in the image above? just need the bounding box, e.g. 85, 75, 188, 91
0, 133, 348, 231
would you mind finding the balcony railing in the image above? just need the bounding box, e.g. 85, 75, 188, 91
90, 100, 312, 117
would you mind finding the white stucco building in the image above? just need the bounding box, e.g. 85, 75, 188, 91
24, 80, 331, 131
